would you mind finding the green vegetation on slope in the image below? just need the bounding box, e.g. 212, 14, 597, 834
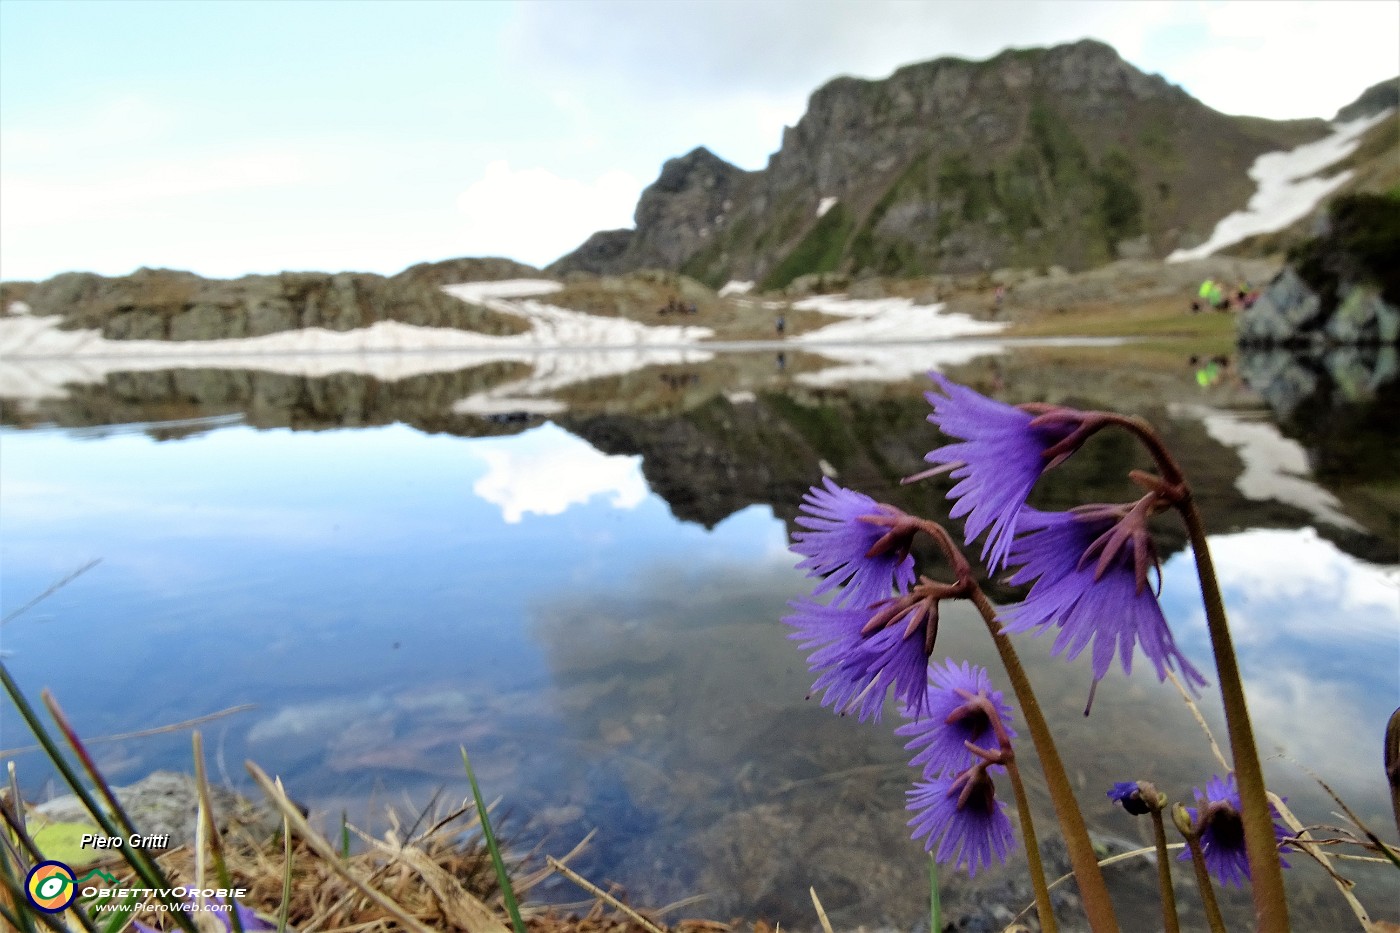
760, 203, 855, 290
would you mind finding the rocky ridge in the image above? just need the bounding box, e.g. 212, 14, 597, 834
553, 41, 1393, 289
0, 257, 542, 342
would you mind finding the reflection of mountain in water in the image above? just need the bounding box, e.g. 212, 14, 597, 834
1239, 346, 1400, 546
5, 351, 1392, 561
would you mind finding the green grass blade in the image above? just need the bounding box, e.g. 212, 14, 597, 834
460, 747, 526, 933
0, 664, 188, 932
340, 809, 351, 860
929, 856, 942, 933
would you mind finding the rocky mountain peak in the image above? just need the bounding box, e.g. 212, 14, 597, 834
551, 147, 754, 275
555, 39, 1351, 285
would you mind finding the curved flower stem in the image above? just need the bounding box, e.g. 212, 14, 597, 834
1149, 809, 1182, 933
967, 586, 1120, 933
1180, 497, 1291, 932
1183, 834, 1229, 933
1003, 755, 1059, 933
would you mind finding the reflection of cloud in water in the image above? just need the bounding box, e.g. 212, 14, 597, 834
471, 422, 647, 523
1180, 404, 1361, 530
1160, 527, 1397, 792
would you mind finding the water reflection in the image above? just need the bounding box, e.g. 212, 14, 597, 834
1, 346, 1397, 929
472, 423, 648, 523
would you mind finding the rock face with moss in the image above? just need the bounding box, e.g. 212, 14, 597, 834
0, 257, 541, 340
1239, 192, 1400, 347
553, 39, 1335, 287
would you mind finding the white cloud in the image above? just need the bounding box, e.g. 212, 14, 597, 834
1174, 0, 1400, 118
470, 422, 649, 523
3, 150, 309, 229
454, 160, 642, 267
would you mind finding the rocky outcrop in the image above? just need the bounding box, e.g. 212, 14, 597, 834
1239, 193, 1400, 347
1335, 76, 1400, 122
553, 39, 1333, 288
551, 147, 755, 275
553, 229, 635, 275
0, 258, 545, 340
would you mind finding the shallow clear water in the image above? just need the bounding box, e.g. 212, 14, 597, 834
1, 344, 1396, 929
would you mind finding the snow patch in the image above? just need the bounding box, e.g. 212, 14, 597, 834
792, 294, 1005, 341
718, 280, 755, 296
1168, 111, 1392, 262
816, 196, 838, 218
0, 278, 715, 406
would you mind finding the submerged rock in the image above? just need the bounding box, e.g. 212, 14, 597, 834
34, 771, 285, 850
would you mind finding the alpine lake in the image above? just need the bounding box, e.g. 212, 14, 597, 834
2, 338, 1397, 930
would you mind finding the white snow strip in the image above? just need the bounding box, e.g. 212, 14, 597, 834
718, 280, 755, 296
448, 279, 564, 300
1168, 111, 1392, 262
816, 196, 838, 218
792, 294, 1005, 341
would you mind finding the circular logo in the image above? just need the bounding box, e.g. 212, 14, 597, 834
25, 860, 77, 913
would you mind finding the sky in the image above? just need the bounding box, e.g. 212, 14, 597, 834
1, 0, 1397, 282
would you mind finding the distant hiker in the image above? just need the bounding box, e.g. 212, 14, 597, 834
686, 301, 697, 315
776, 314, 786, 336
994, 285, 1006, 312
1198, 279, 1227, 311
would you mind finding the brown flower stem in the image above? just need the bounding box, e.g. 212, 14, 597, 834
1180, 498, 1291, 933
1150, 809, 1182, 933
967, 586, 1120, 933
1108, 413, 1290, 931
1003, 755, 1059, 933
1183, 833, 1229, 933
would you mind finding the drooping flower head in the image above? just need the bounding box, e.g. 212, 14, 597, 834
1178, 774, 1292, 888
897, 660, 1017, 778
1108, 780, 1162, 816
924, 374, 1096, 572
1000, 507, 1207, 693
784, 595, 939, 722
907, 766, 1016, 876
791, 478, 916, 609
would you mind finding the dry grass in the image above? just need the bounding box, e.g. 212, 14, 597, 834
64, 775, 745, 933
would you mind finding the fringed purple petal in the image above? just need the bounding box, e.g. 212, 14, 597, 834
906, 771, 1015, 877
896, 660, 1017, 778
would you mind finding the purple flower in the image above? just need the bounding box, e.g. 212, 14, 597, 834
897, 660, 1016, 778
907, 768, 1015, 876
784, 597, 933, 722
924, 374, 1088, 571
1108, 780, 1155, 816
1000, 508, 1207, 691
131, 896, 275, 931
1178, 774, 1292, 888
791, 478, 916, 609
